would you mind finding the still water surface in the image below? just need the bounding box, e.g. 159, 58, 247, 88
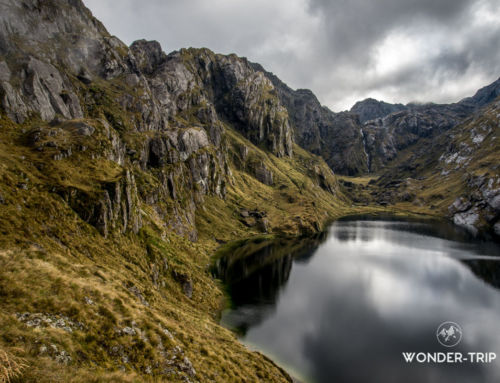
214, 218, 500, 383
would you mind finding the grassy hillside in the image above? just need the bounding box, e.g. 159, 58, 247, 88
0, 106, 370, 382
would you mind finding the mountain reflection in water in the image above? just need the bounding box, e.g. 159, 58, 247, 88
214, 218, 500, 383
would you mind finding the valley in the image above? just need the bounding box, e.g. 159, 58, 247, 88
0, 0, 498, 382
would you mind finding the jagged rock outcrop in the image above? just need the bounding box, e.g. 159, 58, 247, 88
58, 169, 142, 238
351, 79, 500, 173
311, 165, 336, 194
439, 100, 500, 234
98, 171, 141, 236
0, 0, 304, 241
361, 106, 467, 172
448, 173, 500, 235
374, 97, 500, 236
130, 39, 167, 75
350, 98, 407, 124
0, 0, 128, 122
131, 45, 293, 158
0, 56, 83, 123
251, 63, 368, 175
250, 161, 274, 186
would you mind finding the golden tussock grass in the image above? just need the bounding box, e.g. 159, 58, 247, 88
0, 348, 27, 383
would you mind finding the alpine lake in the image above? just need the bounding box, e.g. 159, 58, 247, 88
213, 216, 500, 383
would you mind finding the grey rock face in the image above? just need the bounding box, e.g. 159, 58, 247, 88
251, 161, 274, 186
24, 57, 83, 121
131, 46, 293, 158
0, 60, 29, 122
178, 128, 210, 161
251, 63, 367, 175
91, 170, 142, 237
215, 63, 293, 157
0, 80, 28, 123
453, 209, 479, 233
312, 165, 336, 194
449, 197, 472, 214
0, 0, 123, 121
350, 98, 407, 123
362, 106, 468, 172
61, 169, 142, 238
130, 39, 167, 75
0, 61, 10, 81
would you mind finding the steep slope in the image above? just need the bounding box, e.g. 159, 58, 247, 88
373, 98, 500, 236
251, 63, 369, 175
460, 77, 500, 108
0, 1, 354, 382
0, 1, 497, 381
352, 78, 500, 173
251, 64, 500, 178
361, 103, 471, 172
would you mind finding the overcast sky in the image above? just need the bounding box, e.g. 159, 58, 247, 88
84, 0, 500, 111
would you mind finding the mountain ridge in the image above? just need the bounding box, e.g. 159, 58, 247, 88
350, 76, 500, 124
0, 1, 352, 381
251, 61, 500, 179
0, 1, 498, 382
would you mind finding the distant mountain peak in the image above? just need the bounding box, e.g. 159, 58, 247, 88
459, 76, 500, 108
350, 98, 407, 123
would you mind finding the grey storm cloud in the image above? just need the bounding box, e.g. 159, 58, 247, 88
84, 0, 500, 110
306, 0, 474, 68
357, 18, 500, 95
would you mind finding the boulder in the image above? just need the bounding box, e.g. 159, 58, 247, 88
453, 209, 479, 233
251, 161, 273, 186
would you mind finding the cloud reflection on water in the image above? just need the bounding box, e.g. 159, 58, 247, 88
218, 219, 500, 383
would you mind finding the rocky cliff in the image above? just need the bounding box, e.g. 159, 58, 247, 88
0, 0, 344, 382
0, 0, 302, 241
250, 66, 499, 179
351, 78, 500, 173
0, 0, 498, 381
253, 55, 500, 236
251, 63, 369, 175
360, 103, 470, 172
370, 97, 500, 237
